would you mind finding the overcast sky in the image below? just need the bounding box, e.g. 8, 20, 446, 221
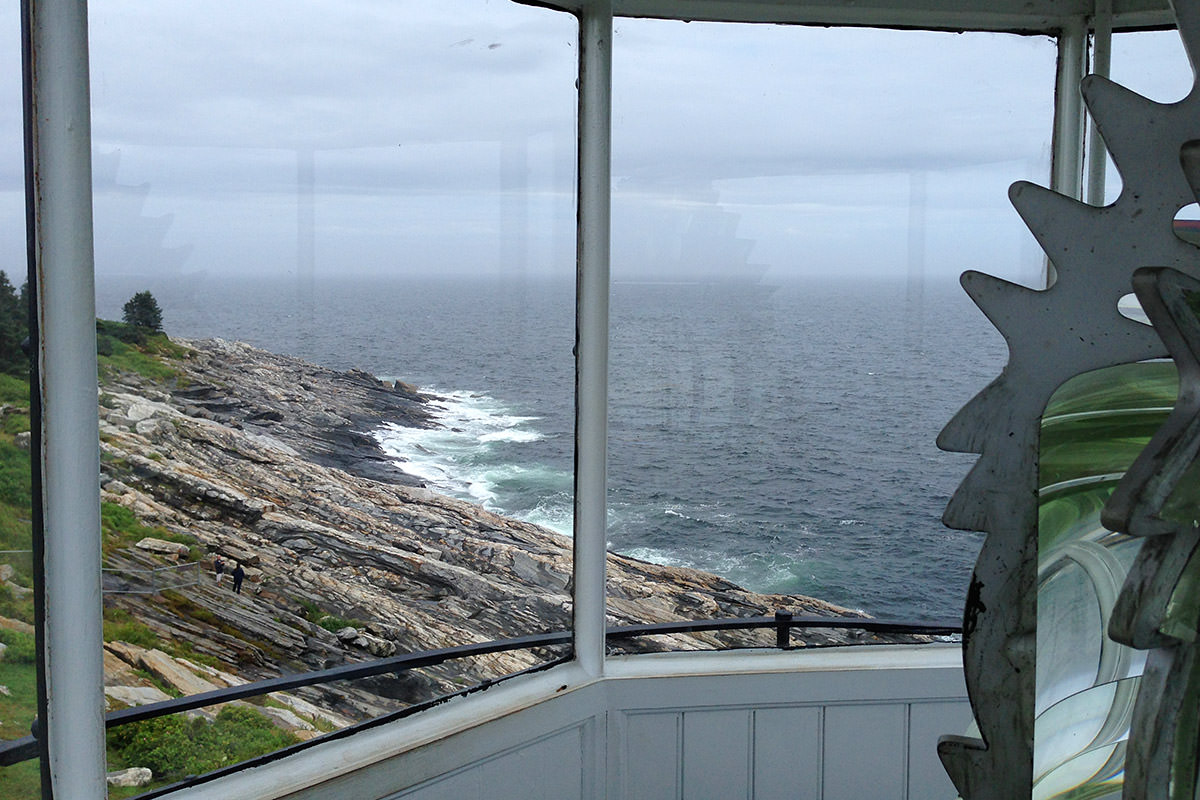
0, 1, 1194, 290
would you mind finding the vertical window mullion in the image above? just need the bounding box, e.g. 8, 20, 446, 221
574, 1, 613, 678
27, 0, 107, 794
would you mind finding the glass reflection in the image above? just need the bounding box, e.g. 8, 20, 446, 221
83, 0, 577, 789
609, 19, 1053, 642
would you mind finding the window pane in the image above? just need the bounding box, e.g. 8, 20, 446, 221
607, 21, 1054, 648
1097, 29, 1193, 206
88, 0, 576, 787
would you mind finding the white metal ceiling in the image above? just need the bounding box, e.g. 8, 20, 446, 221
514, 0, 1174, 33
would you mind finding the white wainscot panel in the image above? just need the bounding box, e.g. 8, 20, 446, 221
753, 706, 822, 800
682, 709, 752, 799
908, 701, 977, 800
823, 704, 908, 800
395, 722, 590, 800
622, 711, 682, 800
253, 646, 966, 800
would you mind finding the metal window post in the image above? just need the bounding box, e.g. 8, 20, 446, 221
25, 0, 107, 795
574, 1, 613, 679
1052, 18, 1088, 204
1046, 17, 1088, 288
1086, 0, 1114, 207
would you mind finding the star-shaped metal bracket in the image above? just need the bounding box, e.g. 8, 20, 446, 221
1103, 265, 1200, 651
937, 3, 1200, 797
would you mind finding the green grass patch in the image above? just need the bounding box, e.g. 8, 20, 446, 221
157, 590, 264, 654
0, 659, 40, 799
0, 374, 29, 406
0, 759, 40, 800
0, 440, 31, 509
101, 503, 141, 536
132, 668, 180, 699
95, 320, 188, 384
1, 414, 29, 436
0, 629, 35, 664
98, 341, 179, 382
103, 605, 223, 668
0, 660, 37, 741
0, 503, 32, 554
100, 502, 195, 559
102, 618, 160, 651
158, 591, 216, 626
0, 405, 37, 626
0, 592, 34, 627
170, 639, 220, 669
296, 597, 368, 633
316, 614, 367, 633
106, 704, 298, 784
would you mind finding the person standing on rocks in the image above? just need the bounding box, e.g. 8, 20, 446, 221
213, 556, 225, 585
232, 561, 245, 594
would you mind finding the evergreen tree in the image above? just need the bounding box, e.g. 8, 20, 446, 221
122, 290, 163, 331
0, 271, 29, 376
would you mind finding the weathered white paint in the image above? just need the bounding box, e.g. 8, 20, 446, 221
26, 0, 107, 796
180, 646, 967, 800
574, 2, 613, 681
175, 663, 599, 800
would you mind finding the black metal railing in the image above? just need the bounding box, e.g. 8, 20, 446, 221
0, 613, 961, 787
102, 562, 202, 594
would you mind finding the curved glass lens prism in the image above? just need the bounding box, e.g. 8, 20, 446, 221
1036, 362, 1178, 798
1033, 677, 1139, 800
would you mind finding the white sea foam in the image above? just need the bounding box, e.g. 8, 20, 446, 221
661, 504, 728, 526
479, 429, 543, 443
621, 546, 686, 568
618, 546, 805, 593
373, 388, 572, 536
524, 496, 575, 538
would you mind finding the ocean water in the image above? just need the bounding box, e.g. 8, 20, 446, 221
97, 274, 1006, 621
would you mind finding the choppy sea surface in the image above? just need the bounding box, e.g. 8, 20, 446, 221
97, 274, 1006, 621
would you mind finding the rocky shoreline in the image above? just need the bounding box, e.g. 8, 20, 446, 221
91, 337, 888, 732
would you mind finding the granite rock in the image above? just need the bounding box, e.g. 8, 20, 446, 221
107, 767, 153, 788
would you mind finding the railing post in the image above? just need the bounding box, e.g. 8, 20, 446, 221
774, 609, 793, 649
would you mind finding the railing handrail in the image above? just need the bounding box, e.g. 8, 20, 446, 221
0, 614, 960, 767
102, 562, 200, 574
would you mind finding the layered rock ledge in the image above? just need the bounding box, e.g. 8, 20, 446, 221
97, 338, 883, 722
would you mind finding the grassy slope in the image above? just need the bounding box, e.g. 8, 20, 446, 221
0, 323, 300, 799
0, 358, 37, 799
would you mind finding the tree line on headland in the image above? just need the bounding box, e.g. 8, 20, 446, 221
0, 272, 164, 376
0, 272, 29, 378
